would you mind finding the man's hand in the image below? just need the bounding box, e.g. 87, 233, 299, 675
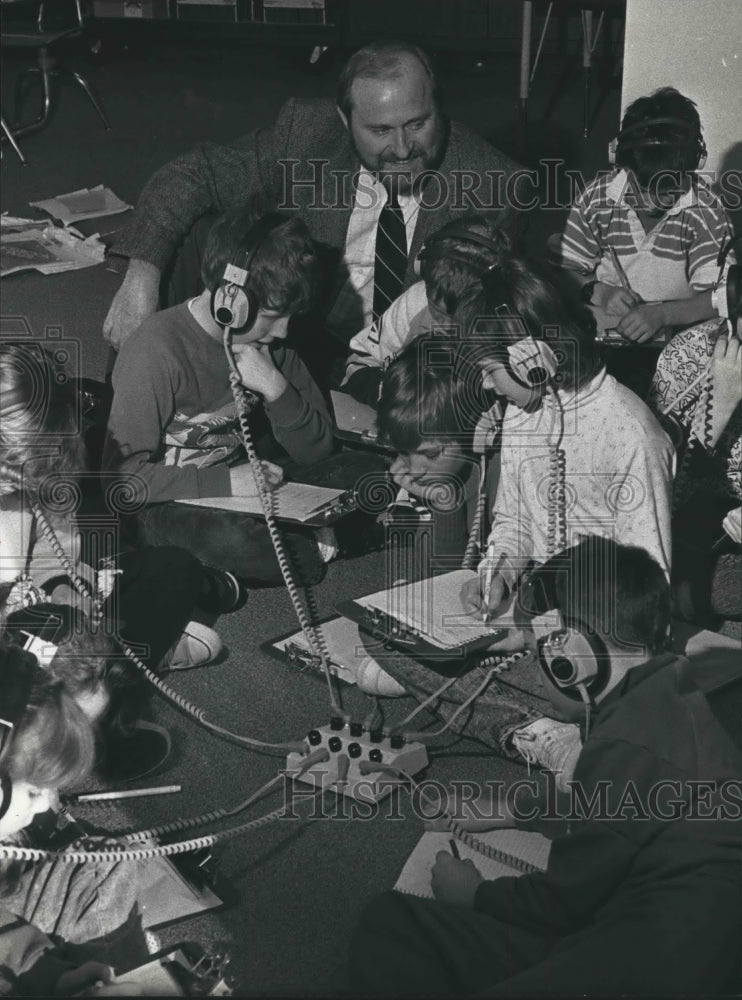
616, 302, 667, 343
709, 334, 742, 444
430, 852, 484, 907
232, 344, 288, 403
103, 260, 161, 350
229, 460, 284, 497
595, 284, 641, 317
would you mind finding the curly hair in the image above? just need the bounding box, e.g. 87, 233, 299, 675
200, 200, 320, 316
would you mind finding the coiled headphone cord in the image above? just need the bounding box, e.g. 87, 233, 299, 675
223, 329, 343, 718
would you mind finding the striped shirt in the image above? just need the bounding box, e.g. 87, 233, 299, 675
559, 169, 734, 304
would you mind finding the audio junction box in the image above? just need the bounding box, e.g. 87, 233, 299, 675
286, 719, 428, 802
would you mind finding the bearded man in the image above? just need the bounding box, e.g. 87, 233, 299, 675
104, 40, 524, 380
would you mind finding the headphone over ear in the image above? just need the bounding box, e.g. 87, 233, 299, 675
608, 116, 707, 171
210, 214, 286, 332
414, 226, 505, 280
474, 307, 559, 395
0, 648, 35, 822
517, 559, 612, 715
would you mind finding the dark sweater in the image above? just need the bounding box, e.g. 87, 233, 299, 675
104, 302, 333, 503
474, 654, 742, 939
114, 97, 523, 287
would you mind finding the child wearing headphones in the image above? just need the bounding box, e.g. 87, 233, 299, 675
374, 339, 500, 580
1, 642, 147, 996
104, 203, 336, 586
1, 341, 244, 782
342, 215, 511, 405
554, 87, 734, 348
349, 537, 742, 996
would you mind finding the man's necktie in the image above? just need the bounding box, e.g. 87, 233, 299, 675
373, 180, 407, 323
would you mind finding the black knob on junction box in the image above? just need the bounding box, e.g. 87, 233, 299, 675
328, 736, 342, 752
390, 734, 404, 749
330, 716, 344, 731
348, 742, 362, 758
308, 730, 322, 745
368, 748, 383, 763
370, 729, 383, 743
350, 722, 363, 737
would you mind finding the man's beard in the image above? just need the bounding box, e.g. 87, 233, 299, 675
361, 117, 449, 195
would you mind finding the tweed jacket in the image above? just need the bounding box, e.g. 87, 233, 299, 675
114, 97, 523, 301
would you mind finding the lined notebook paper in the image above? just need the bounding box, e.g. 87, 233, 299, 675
395, 828, 550, 898
178, 482, 346, 522
354, 570, 518, 650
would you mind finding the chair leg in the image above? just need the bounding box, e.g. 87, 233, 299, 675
1, 115, 27, 164
13, 66, 41, 128
12, 52, 54, 137
70, 70, 110, 130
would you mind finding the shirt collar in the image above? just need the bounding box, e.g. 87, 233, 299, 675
357, 167, 418, 207
606, 168, 698, 216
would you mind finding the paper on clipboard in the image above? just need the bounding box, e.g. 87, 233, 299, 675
271, 615, 377, 684
352, 570, 519, 651
177, 481, 354, 525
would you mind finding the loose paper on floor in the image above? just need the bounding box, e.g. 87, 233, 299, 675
29, 185, 132, 224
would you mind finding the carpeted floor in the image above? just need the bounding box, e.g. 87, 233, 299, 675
3, 30, 735, 999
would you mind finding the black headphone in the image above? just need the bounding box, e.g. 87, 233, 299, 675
715, 234, 742, 328
610, 116, 707, 171
3, 603, 80, 670
0, 648, 35, 822
414, 226, 505, 280
210, 214, 286, 332
517, 564, 612, 713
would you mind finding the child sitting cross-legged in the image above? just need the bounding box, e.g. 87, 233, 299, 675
350, 537, 742, 997
104, 203, 337, 586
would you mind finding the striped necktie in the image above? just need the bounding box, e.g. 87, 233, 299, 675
373, 179, 407, 323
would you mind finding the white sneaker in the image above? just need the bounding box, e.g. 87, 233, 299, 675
167, 621, 223, 670
510, 717, 582, 791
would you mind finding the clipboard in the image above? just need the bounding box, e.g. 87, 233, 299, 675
264, 614, 391, 685
337, 570, 515, 668
330, 390, 394, 452
177, 481, 358, 526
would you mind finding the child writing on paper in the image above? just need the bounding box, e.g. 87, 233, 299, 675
343, 215, 511, 405
554, 87, 734, 345
0, 642, 146, 996
105, 203, 336, 586
452, 256, 672, 773
350, 537, 742, 996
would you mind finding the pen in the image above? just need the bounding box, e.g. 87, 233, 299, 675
449, 839, 461, 859
606, 245, 632, 294
482, 546, 506, 624
68, 785, 182, 802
